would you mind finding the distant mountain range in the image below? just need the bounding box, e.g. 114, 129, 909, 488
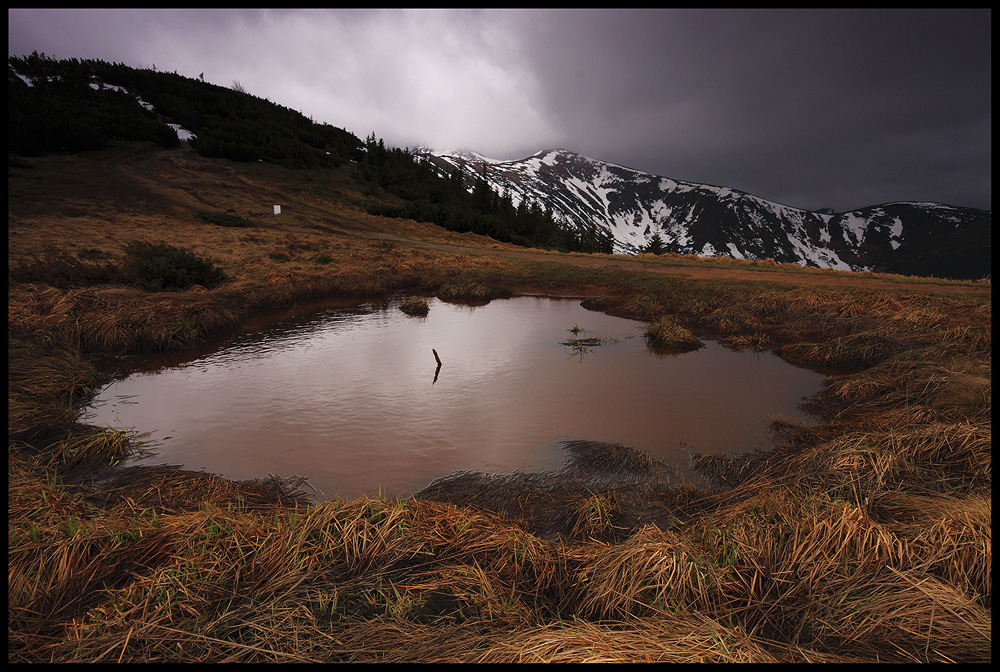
420, 148, 991, 280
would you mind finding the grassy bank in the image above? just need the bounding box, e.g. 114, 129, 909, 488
8, 145, 991, 662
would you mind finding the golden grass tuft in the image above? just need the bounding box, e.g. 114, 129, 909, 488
436, 280, 512, 303
878, 494, 991, 605
567, 491, 621, 541
720, 332, 772, 351
807, 422, 991, 496
398, 297, 429, 315
703, 307, 765, 334
293, 497, 422, 575
8, 345, 101, 401
573, 525, 713, 619
474, 616, 782, 663
775, 330, 904, 369
644, 316, 704, 350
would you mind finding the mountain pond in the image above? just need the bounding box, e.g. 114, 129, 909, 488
81, 295, 828, 499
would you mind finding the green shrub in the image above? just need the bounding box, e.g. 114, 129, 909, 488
122, 241, 226, 291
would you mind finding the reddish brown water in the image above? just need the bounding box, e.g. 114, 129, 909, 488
82, 296, 826, 499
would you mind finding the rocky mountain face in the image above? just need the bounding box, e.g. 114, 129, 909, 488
420, 148, 990, 280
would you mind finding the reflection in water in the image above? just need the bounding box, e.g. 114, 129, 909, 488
82, 296, 827, 500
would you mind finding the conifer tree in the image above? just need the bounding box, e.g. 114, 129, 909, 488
644, 231, 666, 255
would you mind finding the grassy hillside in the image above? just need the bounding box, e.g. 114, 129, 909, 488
9, 136, 991, 661
9, 53, 610, 255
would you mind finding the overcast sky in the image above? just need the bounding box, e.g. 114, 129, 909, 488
8, 8, 991, 212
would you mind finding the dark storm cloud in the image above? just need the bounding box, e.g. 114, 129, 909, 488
508, 9, 991, 211
8, 8, 990, 211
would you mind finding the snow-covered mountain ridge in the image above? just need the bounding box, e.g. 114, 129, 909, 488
419, 148, 990, 280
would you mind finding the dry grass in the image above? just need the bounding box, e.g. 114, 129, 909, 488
8, 143, 991, 662
643, 316, 704, 350
399, 297, 430, 315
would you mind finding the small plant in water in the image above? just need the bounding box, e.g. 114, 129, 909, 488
644, 317, 704, 350
399, 297, 429, 316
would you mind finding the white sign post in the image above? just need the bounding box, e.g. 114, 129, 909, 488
273, 203, 281, 215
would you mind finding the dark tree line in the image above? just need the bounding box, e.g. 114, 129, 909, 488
9, 53, 362, 168
357, 134, 614, 254
9, 53, 179, 154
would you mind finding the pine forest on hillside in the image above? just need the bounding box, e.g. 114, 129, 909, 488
9, 53, 613, 255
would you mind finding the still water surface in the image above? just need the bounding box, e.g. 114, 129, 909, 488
83, 296, 826, 499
